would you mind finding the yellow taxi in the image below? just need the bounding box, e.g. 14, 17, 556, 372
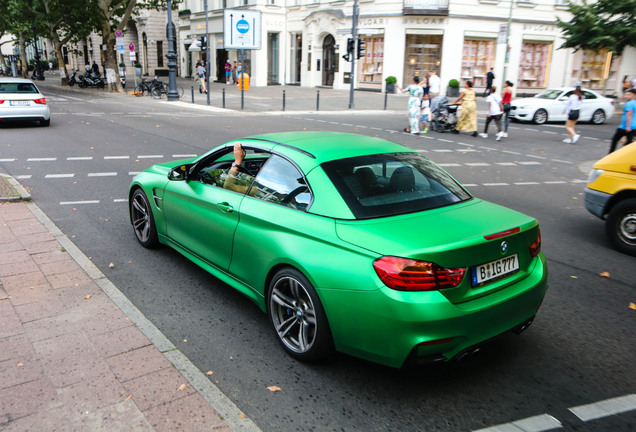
585, 142, 636, 255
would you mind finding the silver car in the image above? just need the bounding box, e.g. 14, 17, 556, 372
0, 78, 51, 126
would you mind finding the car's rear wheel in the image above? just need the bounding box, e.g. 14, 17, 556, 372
532, 109, 548, 125
591, 109, 606, 125
130, 188, 159, 248
606, 198, 636, 256
267, 268, 333, 361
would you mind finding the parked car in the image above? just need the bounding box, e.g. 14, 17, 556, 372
510, 87, 615, 125
129, 132, 548, 368
584, 142, 636, 256
0, 77, 50, 126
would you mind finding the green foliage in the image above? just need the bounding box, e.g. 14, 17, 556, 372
385, 76, 397, 84
557, 0, 636, 55
448, 79, 460, 87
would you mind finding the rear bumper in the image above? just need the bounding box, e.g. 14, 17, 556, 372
320, 254, 548, 368
0, 107, 50, 121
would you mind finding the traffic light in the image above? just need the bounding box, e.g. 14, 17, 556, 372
343, 37, 355, 62
342, 52, 350, 62
357, 38, 366, 59
197, 36, 207, 51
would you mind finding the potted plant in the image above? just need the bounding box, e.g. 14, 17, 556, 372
134, 62, 142, 76
447, 79, 460, 97
385, 76, 397, 94
118, 62, 126, 75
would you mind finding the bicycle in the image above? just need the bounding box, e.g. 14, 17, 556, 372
151, 84, 184, 100
133, 76, 165, 97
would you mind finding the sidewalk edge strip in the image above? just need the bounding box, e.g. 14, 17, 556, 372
25, 200, 261, 432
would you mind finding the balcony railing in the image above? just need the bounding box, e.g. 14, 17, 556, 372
403, 0, 449, 15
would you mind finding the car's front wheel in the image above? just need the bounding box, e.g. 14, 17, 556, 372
606, 198, 636, 256
267, 268, 333, 362
591, 109, 606, 125
533, 109, 548, 125
130, 188, 159, 248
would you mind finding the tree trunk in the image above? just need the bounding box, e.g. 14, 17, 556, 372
101, 22, 124, 93
18, 32, 28, 78
53, 39, 69, 85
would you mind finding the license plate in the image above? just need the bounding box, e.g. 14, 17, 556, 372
471, 254, 519, 287
10, 100, 29, 106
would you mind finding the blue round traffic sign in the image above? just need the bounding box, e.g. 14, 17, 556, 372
236, 20, 250, 34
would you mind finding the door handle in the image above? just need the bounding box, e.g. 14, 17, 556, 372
216, 202, 233, 213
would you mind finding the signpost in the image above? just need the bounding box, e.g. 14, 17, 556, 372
223, 9, 262, 109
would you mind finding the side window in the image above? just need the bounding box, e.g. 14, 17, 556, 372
194, 148, 259, 194
251, 155, 312, 210
582, 91, 596, 100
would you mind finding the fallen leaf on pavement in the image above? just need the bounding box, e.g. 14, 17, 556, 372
239, 414, 246, 418
17, 363, 23, 367
206, 371, 213, 375
178, 384, 187, 392
629, 302, 636, 310
600, 272, 610, 278
108, 263, 114, 268
267, 386, 282, 392
125, 395, 132, 402
570, 275, 578, 279
85, 295, 91, 300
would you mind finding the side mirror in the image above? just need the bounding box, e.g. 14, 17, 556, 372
168, 164, 191, 181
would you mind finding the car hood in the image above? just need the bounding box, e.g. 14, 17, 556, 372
335, 199, 538, 268
593, 142, 636, 174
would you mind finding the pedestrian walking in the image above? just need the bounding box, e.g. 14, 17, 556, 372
398, 76, 424, 135
609, 88, 636, 153
48, 61, 53, 73
196, 61, 207, 94
428, 71, 441, 97
92, 61, 100, 77
563, 83, 584, 143
232, 61, 238, 84
420, 93, 431, 134
501, 80, 514, 138
224, 60, 232, 84
480, 86, 504, 140
483, 68, 494, 97
454, 81, 478, 137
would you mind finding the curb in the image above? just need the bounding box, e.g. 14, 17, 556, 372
0, 173, 32, 202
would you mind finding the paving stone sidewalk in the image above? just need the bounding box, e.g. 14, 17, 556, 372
0, 176, 252, 431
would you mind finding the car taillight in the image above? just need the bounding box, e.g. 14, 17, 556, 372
529, 229, 541, 259
373, 256, 466, 291
0, 100, 4, 104
33, 98, 46, 105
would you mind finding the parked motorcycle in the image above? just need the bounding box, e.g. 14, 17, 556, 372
78, 71, 105, 88
67, 70, 78, 86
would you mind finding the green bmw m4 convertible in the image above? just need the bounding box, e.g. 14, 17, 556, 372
129, 132, 548, 368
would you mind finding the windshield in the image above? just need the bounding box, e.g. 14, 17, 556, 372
322, 153, 472, 219
534, 89, 563, 100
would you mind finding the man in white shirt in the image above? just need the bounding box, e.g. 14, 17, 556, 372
428, 71, 441, 97
480, 86, 504, 141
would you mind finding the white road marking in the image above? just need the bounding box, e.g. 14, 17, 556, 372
432, 149, 454, 152
88, 172, 117, 177
515, 182, 541, 185
524, 128, 540, 132
525, 154, 546, 159
543, 131, 558, 134
585, 137, 600, 141
342, 123, 353, 126
129, 172, 140, 176
137, 155, 163, 159
0, 158, 16, 162
27, 157, 56, 162
552, 159, 573, 164
370, 127, 383, 131
544, 181, 567, 184
472, 414, 562, 432
15, 175, 32, 179
60, 200, 100, 205
518, 161, 542, 165
484, 183, 509, 186
105, 156, 130, 160
463, 184, 478, 187
67, 156, 93, 160
569, 394, 636, 422
479, 146, 497, 151
458, 148, 478, 152
439, 163, 461, 167
437, 139, 453, 143
465, 163, 490, 167
571, 179, 588, 183
502, 150, 521, 155
113, 199, 128, 203
45, 174, 75, 179
497, 162, 517, 166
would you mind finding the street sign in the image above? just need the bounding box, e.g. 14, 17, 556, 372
498, 24, 508, 44
129, 43, 135, 52
223, 9, 261, 50
115, 30, 123, 38
117, 45, 124, 53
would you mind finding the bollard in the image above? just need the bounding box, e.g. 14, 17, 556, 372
283, 90, 286, 111
316, 90, 320, 111
223, 88, 226, 108
384, 91, 388, 110
191, 86, 194, 104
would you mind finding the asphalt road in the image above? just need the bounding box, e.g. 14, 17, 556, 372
1, 88, 634, 432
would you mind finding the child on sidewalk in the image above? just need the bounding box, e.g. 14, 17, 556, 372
421, 94, 431, 133
479, 86, 504, 141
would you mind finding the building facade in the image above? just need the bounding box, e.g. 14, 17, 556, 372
177, 0, 635, 95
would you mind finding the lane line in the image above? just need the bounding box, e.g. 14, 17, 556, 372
472, 414, 562, 432
60, 200, 100, 205
552, 159, 573, 164
105, 156, 130, 160
15, 175, 32, 179
113, 199, 128, 203
45, 174, 75, 179
137, 155, 164, 159
484, 183, 509, 186
502, 150, 521, 155
67, 156, 93, 160
465, 163, 490, 167
439, 163, 461, 167
88, 172, 118, 177
515, 182, 541, 185
497, 162, 517, 166
518, 161, 542, 165
0, 158, 16, 162
27, 157, 57, 162
129, 172, 140, 176
569, 394, 636, 422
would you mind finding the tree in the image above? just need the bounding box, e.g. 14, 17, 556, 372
557, 0, 636, 55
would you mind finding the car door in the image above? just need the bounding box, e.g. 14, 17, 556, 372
162, 149, 257, 270
580, 90, 598, 121
550, 90, 569, 121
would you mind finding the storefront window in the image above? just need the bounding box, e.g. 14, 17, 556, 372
403, 34, 442, 86
572, 49, 612, 90
357, 36, 384, 90
461, 39, 495, 87
517, 42, 552, 88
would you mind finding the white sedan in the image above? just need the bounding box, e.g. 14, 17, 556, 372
0, 77, 51, 126
510, 87, 615, 125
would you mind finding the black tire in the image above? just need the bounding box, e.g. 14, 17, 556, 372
532, 109, 548, 125
40, 118, 50, 127
591, 109, 606, 125
78, 80, 87, 89
67, 79, 75, 87
267, 268, 333, 362
605, 198, 636, 256
133, 84, 145, 97
130, 188, 160, 248
151, 86, 166, 100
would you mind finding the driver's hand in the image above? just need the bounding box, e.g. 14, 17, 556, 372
233, 142, 246, 165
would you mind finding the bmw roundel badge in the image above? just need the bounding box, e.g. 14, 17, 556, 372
501, 241, 508, 254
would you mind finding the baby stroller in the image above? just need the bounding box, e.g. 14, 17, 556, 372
430, 96, 459, 133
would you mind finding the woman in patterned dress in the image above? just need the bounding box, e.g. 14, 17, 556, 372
453, 80, 478, 137
398, 76, 424, 134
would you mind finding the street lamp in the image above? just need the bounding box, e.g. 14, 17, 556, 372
501, 0, 514, 87
166, 0, 179, 101
31, 21, 44, 81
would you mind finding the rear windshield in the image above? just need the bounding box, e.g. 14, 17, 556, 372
0, 83, 39, 93
322, 153, 472, 219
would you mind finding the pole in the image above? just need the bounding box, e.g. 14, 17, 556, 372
205, 0, 210, 105
240, 49, 245, 110
166, 0, 179, 101
501, 0, 513, 88
31, 22, 44, 81
348, 0, 359, 109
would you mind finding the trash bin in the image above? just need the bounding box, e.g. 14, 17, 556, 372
238, 73, 250, 90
